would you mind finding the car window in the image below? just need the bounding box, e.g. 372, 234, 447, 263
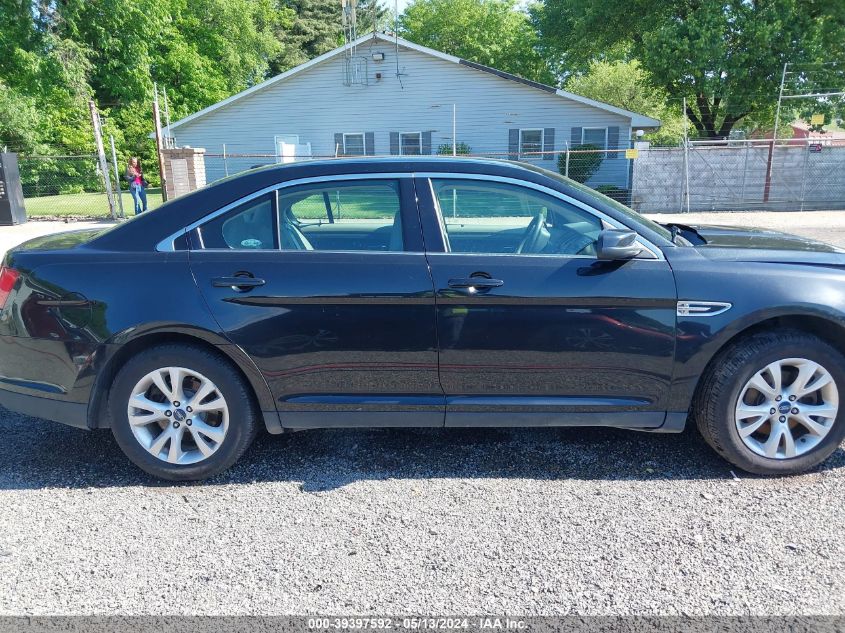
199, 194, 277, 250
279, 180, 404, 252
431, 179, 603, 256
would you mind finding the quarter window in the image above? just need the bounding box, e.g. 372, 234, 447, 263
431, 178, 602, 256
199, 194, 277, 250
343, 133, 365, 156
400, 132, 422, 156
519, 129, 543, 159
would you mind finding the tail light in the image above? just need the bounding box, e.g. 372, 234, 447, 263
0, 267, 20, 309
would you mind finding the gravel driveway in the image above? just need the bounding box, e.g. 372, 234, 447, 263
0, 413, 843, 615
1, 211, 844, 616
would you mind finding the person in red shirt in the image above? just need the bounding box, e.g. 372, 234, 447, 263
124, 157, 148, 214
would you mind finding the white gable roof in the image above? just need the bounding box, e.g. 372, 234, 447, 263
163, 33, 661, 133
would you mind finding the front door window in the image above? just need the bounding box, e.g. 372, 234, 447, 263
431, 179, 602, 256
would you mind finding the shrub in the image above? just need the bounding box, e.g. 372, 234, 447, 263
558, 143, 603, 183
437, 142, 472, 156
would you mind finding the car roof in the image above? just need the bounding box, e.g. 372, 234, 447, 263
89, 157, 671, 252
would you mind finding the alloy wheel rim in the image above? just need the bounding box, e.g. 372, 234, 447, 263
735, 357, 838, 459
127, 366, 229, 465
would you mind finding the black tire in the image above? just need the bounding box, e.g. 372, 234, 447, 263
694, 330, 845, 475
109, 343, 259, 481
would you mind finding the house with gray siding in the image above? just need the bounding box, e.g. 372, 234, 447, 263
163, 33, 660, 188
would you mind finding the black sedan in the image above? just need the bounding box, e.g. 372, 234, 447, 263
1, 157, 844, 480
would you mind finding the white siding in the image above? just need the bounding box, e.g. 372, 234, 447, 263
172, 42, 632, 186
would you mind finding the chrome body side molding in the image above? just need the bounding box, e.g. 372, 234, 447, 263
677, 301, 733, 317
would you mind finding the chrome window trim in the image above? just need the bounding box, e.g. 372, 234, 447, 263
176, 248, 426, 257
156, 172, 413, 252
417, 172, 664, 261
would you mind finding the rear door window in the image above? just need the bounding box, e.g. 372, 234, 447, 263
280, 180, 404, 252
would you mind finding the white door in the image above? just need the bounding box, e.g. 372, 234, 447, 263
274, 135, 300, 164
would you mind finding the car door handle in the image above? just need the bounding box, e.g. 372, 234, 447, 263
447, 277, 504, 289
212, 276, 266, 290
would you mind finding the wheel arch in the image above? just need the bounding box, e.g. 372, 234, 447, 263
87, 329, 280, 433
689, 310, 845, 410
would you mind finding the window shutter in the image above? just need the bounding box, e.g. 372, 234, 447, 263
508, 128, 519, 160
607, 126, 620, 158
365, 132, 375, 156
543, 128, 555, 158
390, 132, 400, 155
422, 131, 432, 155
570, 127, 582, 148
334, 133, 344, 156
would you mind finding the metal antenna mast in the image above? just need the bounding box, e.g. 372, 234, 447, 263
341, 0, 359, 85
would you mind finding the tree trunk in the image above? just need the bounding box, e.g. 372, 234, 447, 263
686, 94, 744, 140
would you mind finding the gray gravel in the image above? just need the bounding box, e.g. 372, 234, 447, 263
0, 410, 843, 616
2, 211, 845, 616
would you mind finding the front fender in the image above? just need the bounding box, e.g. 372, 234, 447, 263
666, 249, 845, 412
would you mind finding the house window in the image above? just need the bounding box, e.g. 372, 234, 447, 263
343, 133, 365, 156
400, 132, 422, 156
519, 129, 544, 159
582, 127, 608, 156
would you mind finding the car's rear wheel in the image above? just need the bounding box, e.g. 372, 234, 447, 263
109, 344, 259, 480
695, 330, 845, 475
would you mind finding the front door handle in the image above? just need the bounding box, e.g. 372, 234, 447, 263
447, 277, 504, 290
212, 276, 266, 291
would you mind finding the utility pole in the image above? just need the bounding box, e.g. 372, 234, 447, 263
89, 100, 116, 219
163, 86, 172, 148
153, 83, 168, 202
452, 103, 457, 156
764, 62, 788, 204
683, 96, 691, 213
109, 135, 125, 218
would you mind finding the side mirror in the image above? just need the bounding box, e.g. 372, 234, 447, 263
596, 229, 643, 260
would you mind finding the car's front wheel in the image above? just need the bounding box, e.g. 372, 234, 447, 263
109, 344, 259, 480
695, 330, 845, 475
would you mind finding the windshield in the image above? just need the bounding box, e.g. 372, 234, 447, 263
511, 162, 674, 242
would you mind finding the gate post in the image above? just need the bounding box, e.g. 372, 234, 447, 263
161, 147, 206, 200
89, 100, 116, 219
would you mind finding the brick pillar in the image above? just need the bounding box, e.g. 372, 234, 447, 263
161, 147, 206, 200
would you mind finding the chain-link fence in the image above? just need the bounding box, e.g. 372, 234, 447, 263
18, 155, 110, 217
201, 141, 845, 214
201, 142, 637, 204
631, 139, 845, 212
13, 154, 164, 219
11, 138, 845, 217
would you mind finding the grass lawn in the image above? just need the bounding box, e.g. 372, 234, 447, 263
24, 188, 165, 217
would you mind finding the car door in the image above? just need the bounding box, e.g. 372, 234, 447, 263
189, 175, 443, 428
415, 174, 677, 429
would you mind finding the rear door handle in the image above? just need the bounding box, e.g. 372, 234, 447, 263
447, 277, 504, 290
212, 276, 266, 290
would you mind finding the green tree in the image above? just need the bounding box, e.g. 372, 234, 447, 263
534, 0, 845, 139
0, 0, 94, 153
400, 0, 554, 85
0, 82, 42, 152
565, 60, 685, 145
271, 0, 387, 73
558, 143, 602, 183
